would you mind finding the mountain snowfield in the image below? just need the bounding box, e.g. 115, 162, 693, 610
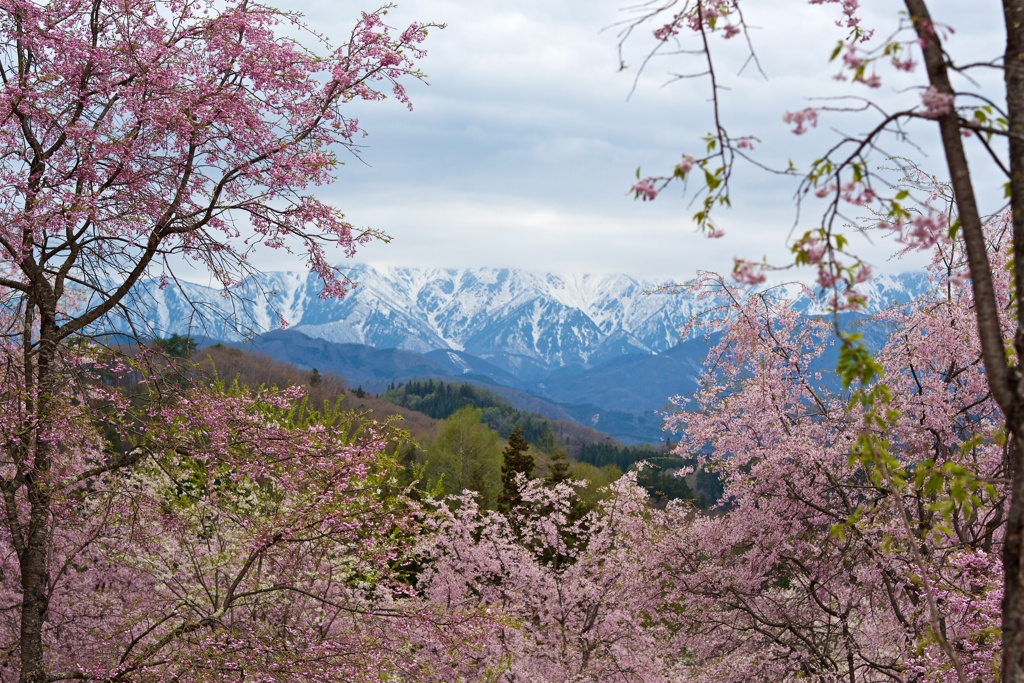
127, 264, 932, 377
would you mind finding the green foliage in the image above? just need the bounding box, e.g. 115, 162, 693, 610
382, 380, 558, 445
546, 446, 571, 485
155, 333, 196, 358
498, 426, 534, 513
569, 462, 623, 509
837, 335, 884, 389
383, 379, 495, 418
577, 442, 661, 471
386, 380, 708, 506
423, 406, 504, 508
636, 464, 696, 506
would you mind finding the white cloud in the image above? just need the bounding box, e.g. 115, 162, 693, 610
254, 0, 1006, 285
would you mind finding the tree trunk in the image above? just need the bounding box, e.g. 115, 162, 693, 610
904, 0, 1024, 679
1006, 424, 1024, 683
1005, 0, 1024, 680
19, 493, 50, 683
15, 317, 58, 683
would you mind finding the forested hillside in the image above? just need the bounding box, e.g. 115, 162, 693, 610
381, 379, 616, 451
180, 346, 700, 512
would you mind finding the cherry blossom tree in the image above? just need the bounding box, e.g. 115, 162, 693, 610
418, 475, 685, 682
0, 375, 416, 681
621, 0, 1024, 677
654, 221, 1007, 681
406, 217, 1010, 681
413, 228, 1009, 680
0, 1, 438, 680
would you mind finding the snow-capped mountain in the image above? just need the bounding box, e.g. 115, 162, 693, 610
124, 264, 932, 377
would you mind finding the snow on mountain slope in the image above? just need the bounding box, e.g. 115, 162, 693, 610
124, 265, 933, 375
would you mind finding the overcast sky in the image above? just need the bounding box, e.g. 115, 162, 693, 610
243, 0, 1005, 283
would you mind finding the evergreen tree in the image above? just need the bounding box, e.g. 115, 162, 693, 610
498, 426, 533, 513
546, 446, 571, 485
156, 333, 196, 358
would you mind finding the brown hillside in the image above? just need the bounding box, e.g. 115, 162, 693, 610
195, 345, 439, 439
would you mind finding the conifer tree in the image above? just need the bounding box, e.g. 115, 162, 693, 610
547, 446, 571, 486
498, 426, 533, 512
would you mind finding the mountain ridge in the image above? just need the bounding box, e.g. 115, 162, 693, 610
126, 264, 931, 376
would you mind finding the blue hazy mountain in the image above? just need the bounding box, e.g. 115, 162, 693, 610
131, 266, 932, 443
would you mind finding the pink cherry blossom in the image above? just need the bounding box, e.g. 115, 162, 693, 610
782, 107, 818, 135
632, 179, 659, 201
892, 56, 918, 72
843, 47, 863, 69
921, 86, 955, 118
0, 2, 440, 679
816, 266, 838, 288
732, 258, 767, 285
676, 154, 698, 175
660, 230, 1008, 680
950, 270, 970, 286
853, 263, 873, 283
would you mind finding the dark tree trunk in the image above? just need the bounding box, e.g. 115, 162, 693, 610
15, 296, 59, 683
1004, 0, 1024, 680
1006, 426, 1024, 683
904, 0, 1024, 680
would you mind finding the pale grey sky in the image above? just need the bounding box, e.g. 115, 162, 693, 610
238, 0, 1005, 283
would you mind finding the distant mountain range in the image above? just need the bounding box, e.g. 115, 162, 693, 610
125, 265, 933, 443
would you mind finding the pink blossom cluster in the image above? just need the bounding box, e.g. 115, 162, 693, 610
920, 86, 955, 118
794, 233, 828, 264
816, 266, 838, 288
783, 107, 818, 135
859, 72, 882, 87
676, 153, 698, 175
706, 225, 726, 238
814, 181, 876, 205
632, 179, 659, 201
656, 234, 1007, 680
843, 181, 877, 205
892, 55, 918, 72
653, 0, 740, 41
950, 270, 970, 287
732, 257, 767, 285
808, 0, 871, 33
843, 45, 863, 69
881, 211, 950, 250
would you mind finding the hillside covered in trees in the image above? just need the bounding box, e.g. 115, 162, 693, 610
188, 351, 707, 510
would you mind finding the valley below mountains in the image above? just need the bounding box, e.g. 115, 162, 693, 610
129, 265, 931, 443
